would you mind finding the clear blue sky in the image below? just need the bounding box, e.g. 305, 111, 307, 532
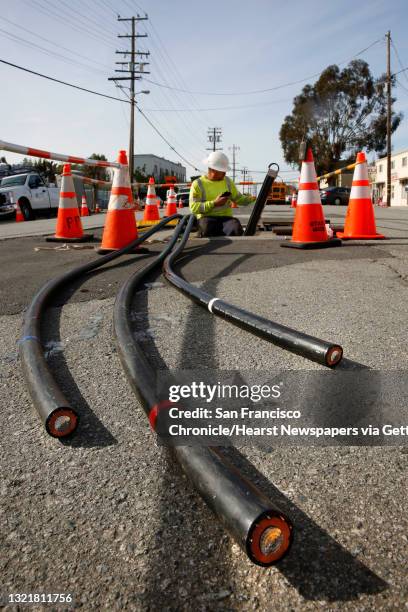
1, 0, 408, 181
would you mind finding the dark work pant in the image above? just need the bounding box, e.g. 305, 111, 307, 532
197, 216, 243, 237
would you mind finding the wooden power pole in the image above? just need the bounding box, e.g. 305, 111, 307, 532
109, 14, 150, 182
386, 30, 392, 207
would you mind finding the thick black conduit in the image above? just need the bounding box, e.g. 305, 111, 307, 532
244, 163, 278, 236
163, 215, 343, 368
113, 215, 293, 566
20, 214, 182, 438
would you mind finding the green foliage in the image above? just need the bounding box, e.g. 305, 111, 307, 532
80, 153, 110, 182
279, 60, 402, 176
133, 165, 149, 183
32, 160, 58, 182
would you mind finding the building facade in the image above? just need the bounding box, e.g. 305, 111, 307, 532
133, 154, 186, 183
374, 149, 408, 206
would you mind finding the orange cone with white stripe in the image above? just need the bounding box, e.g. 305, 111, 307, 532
138, 177, 160, 227
282, 147, 341, 250
164, 185, 178, 225
291, 192, 297, 208
97, 150, 139, 253
178, 197, 184, 209
46, 164, 93, 242
337, 152, 385, 240
80, 194, 90, 216
14, 195, 24, 222
95, 202, 101, 213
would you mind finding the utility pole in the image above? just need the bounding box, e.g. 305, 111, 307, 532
229, 144, 240, 182
386, 30, 392, 207
241, 166, 248, 194
109, 14, 150, 182
207, 128, 222, 152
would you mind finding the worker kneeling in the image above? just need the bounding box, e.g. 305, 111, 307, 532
190, 152, 255, 237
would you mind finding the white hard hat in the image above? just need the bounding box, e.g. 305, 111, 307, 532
202, 151, 230, 172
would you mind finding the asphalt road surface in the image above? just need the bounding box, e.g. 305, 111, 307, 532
1, 209, 407, 611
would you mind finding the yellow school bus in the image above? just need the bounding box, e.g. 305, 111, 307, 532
267, 181, 286, 204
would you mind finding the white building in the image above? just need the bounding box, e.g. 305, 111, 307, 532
374, 149, 408, 206
133, 154, 186, 182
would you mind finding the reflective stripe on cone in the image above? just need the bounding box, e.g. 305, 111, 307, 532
337, 151, 385, 240
98, 150, 140, 251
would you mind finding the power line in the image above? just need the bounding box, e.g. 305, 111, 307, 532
0, 58, 129, 102
0, 54, 202, 173
0, 15, 112, 71
141, 97, 291, 112
142, 38, 384, 96
391, 39, 408, 85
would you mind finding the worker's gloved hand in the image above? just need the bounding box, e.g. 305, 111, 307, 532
213, 195, 229, 207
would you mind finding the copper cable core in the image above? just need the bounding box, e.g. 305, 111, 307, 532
249, 515, 291, 565
48, 409, 78, 437
326, 345, 343, 366
260, 527, 284, 556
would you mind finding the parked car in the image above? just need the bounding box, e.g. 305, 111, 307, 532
320, 186, 350, 205
0, 172, 60, 220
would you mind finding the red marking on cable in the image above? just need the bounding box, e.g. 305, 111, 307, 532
148, 400, 177, 431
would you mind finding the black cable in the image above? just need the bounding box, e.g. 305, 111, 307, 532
162, 216, 343, 368
113, 214, 293, 567
19, 214, 182, 438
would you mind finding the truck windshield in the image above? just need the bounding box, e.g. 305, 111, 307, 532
1, 175, 26, 187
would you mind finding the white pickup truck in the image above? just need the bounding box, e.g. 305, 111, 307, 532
0, 172, 60, 220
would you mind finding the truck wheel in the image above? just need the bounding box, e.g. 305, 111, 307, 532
19, 199, 35, 221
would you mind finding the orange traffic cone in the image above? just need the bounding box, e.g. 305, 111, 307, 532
46, 164, 93, 243
80, 194, 90, 217
336, 152, 385, 240
14, 196, 24, 222
282, 148, 341, 250
164, 186, 178, 225
95, 203, 101, 214
178, 197, 184, 209
97, 150, 141, 253
231, 201, 238, 209
290, 192, 297, 208
138, 177, 161, 227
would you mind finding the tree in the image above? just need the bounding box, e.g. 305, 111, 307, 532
279, 60, 402, 177
80, 153, 110, 182
32, 160, 58, 182
134, 165, 149, 183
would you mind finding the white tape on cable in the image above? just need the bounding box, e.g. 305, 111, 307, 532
208, 297, 220, 313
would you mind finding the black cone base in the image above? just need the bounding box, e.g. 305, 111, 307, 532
281, 238, 342, 250
46, 234, 94, 243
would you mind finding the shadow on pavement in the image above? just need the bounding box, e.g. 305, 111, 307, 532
223, 447, 388, 601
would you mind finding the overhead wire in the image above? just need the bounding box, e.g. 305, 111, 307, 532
0, 15, 113, 71
0, 27, 109, 75
391, 38, 408, 86
143, 37, 385, 96
25, 0, 118, 50
0, 58, 129, 102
